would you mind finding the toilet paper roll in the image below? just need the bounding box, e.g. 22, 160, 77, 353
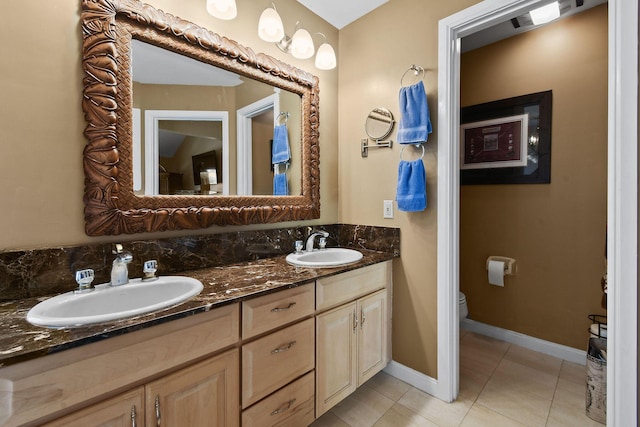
488, 260, 505, 286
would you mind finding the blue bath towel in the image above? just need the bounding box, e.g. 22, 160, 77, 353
271, 124, 290, 164
273, 171, 288, 196
397, 81, 432, 144
396, 159, 427, 212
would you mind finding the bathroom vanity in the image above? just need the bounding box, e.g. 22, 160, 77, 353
0, 253, 393, 427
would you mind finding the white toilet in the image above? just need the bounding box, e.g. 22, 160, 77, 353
459, 292, 469, 321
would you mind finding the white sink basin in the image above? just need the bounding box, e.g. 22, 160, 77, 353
26, 276, 203, 328
286, 248, 363, 268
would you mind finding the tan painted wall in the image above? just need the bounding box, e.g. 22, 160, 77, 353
338, 0, 482, 378
459, 5, 608, 349
0, 0, 338, 250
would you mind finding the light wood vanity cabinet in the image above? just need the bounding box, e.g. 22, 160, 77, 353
315, 261, 392, 416
6, 261, 392, 427
5, 304, 240, 427
241, 283, 316, 427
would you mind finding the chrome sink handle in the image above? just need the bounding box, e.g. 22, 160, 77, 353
142, 260, 158, 282
305, 230, 329, 252
74, 269, 95, 293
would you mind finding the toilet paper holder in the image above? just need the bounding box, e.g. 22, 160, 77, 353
486, 256, 517, 275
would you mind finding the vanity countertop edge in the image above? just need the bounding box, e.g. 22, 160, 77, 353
0, 250, 396, 368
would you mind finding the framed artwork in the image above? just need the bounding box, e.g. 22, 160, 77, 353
191, 150, 218, 185
461, 114, 528, 170
460, 90, 552, 185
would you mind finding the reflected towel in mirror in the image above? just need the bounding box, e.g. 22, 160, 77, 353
397, 81, 431, 144
273, 171, 288, 196
272, 124, 291, 164
396, 159, 426, 211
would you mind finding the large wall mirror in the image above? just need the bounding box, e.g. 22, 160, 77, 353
81, 0, 320, 236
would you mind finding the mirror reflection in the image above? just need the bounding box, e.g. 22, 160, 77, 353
131, 39, 302, 196
365, 107, 395, 141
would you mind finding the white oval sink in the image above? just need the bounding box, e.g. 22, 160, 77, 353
26, 276, 203, 328
286, 248, 363, 268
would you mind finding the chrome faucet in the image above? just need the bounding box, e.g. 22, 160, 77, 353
305, 230, 329, 252
110, 244, 133, 286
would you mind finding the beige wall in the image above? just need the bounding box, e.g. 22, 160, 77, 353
338, 0, 482, 378
0, 0, 338, 250
459, 5, 608, 350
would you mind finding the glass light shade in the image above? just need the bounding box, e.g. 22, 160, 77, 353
290, 28, 314, 59
206, 0, 237, 20
529, 2, 560, 25
258, 7, 285, 42
315, 42, 336, 70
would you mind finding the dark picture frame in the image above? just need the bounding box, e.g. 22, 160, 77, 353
460, 90, 552, 185
191, 150, 218, 185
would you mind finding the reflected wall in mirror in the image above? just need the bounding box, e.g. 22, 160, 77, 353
81, 0, 320, 236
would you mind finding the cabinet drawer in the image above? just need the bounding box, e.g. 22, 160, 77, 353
242, 283, 314, 339
316, 261, 391, 311
242, 318, 315, 408
242, 371, 315, 427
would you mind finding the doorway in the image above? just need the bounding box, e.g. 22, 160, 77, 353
436, 0, 637, 425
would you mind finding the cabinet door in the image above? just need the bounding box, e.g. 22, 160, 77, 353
42, 387, 144, 427
315, 302, 357, 416
357, 289, 388, 386
145, 349, 239, 427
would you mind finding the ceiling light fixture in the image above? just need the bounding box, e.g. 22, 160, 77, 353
529, 2, 560, 25
258, 4, 337, 70
206, 0, 237, 20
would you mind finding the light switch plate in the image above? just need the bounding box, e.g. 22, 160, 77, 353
383, 200, 394, 219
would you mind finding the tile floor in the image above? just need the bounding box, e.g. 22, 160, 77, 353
310, 329, 605, 426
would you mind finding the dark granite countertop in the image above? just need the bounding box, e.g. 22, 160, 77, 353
0, 250, 395, 368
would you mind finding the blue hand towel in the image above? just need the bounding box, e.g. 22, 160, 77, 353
273, 171, 288, 196
396, 159, 427, 212
271, 124, 290, 164
397, 81, 432, 144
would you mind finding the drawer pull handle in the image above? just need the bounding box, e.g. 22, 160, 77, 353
271, 341, 297, 354
353, 309, 358, 332
155, 395, 161, 427
131, 405, 137, 427
271, 302, 296, 312
361, 307, 366, 328
271, 398, 296, 416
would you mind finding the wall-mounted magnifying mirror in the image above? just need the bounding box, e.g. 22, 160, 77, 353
361, 107, 395, 157
365, 107, 395, 141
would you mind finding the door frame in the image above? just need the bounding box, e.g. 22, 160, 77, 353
236, 93, 280, 195
436, 0, 637, 425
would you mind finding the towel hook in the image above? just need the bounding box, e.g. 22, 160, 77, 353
400, 64, 425, 87
276, 111, 289, 125
400, 143, 425, 161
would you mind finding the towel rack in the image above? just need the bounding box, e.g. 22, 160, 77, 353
400, 64, 425, 87
399, 143, 425, 160
276, 111, 289, 125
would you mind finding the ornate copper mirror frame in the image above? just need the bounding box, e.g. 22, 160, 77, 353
81, 0, 320, 236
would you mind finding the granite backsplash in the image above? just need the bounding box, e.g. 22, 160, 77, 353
0, 224, 399, 301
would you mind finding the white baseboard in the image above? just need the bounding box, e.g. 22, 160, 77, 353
461, 318, 587, 365
383, 361, 444, 399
